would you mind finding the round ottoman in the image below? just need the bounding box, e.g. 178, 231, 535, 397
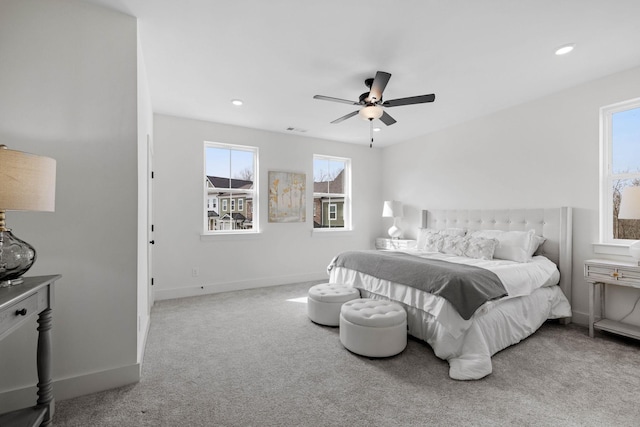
339, 298, 407, 357
307, 283, 360, 326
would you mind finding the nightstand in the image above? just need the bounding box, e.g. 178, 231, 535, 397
375, 237, 417, 251
584, 259, 640, 340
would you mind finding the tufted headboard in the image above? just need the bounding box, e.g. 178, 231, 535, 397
421, 208, 573, 303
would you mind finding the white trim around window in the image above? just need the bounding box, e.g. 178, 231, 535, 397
599, 97, 640, 245
203, 141, 259, 235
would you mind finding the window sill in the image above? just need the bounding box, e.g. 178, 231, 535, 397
593, 242, 633, 257
200, 231, 262, 241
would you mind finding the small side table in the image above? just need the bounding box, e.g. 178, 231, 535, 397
584, 259, 640, 340
375, 237, 417, 251
0, 275, 60, 427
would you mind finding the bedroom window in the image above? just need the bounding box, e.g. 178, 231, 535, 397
600, 98, 640, 243
204, 142, 258, 233
313, 155, 351, 230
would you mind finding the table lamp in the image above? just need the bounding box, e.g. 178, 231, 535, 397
382, 200, 403, 239
0, 145, 56, 287
618, 186, 640, 265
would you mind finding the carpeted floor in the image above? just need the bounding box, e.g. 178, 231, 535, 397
54, 281, 640, 426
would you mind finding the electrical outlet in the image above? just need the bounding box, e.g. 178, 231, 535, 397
192, 267, 199, 277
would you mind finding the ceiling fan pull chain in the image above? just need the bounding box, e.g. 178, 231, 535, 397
369, 118, 374, 148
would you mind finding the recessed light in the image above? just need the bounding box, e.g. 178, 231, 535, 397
231, 99, 243, 106
555, 43, 575, 56
373, 127, 381, 132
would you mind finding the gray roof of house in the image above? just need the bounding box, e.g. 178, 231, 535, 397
207, 176, 253, 189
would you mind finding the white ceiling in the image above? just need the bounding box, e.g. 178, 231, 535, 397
83, 0, 640, 147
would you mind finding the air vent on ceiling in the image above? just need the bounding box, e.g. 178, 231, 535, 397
286, 127, 308, 133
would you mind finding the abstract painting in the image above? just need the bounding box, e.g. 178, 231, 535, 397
268, 171, 306, 222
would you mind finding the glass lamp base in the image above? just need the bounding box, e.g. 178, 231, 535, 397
0, 229, 36, 287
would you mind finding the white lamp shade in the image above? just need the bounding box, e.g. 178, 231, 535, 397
359, 105, 383, 120
382, 200, 402, 218
0, 147, 56, 212
618, 186, 640, 220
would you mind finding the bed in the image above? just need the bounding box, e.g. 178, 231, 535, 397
328, 208, 573, 380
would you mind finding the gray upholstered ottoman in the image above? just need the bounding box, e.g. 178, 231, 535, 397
307, 283, 360, 326
339, 298, 407, 357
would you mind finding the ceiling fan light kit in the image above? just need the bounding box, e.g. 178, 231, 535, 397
359, 105, 383, 120
314, 70, 436, 147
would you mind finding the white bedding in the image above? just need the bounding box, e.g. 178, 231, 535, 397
329, 251, 571, 380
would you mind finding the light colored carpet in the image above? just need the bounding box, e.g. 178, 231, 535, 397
54, 281, 640, 426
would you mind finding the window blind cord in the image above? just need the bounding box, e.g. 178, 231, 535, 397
617, 293, 640, 322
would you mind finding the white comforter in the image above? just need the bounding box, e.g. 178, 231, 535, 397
329, 251, 571, 380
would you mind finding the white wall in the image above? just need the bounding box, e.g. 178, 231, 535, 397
0, 0, 140, 411
137, 24, 153, 364
152, 114, 383, 299
382, 65, 640, 326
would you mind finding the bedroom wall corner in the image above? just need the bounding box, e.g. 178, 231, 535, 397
151, 114, 383, 300
0, 0, 140, 411
137, 20, 153, 364
380, 65, 640, 326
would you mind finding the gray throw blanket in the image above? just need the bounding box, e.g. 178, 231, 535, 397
329, 250, 507, 320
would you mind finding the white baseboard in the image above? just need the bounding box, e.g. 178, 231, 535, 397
570, 310, 589, 327
0, 364, 140, 414
154, 271, 327, 301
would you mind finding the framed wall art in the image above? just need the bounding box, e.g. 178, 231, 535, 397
268, 171, 306, 222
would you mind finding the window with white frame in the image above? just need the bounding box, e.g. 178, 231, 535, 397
313, 155, 351, 229
329, 203, 337, 220
204, 142, 258, 233
600, 98, 640, 242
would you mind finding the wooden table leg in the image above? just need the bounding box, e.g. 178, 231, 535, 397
36, 307, 54, 426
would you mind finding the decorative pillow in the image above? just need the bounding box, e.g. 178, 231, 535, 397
417, 227, 466, 250
463, 237, 499, 260
441, 235, 468, 256
469, 229, 536, 263
424, 233, 444, 252
417, 228, 437, 250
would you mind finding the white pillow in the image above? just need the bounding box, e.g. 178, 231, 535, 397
531, 235, 546, 256
469, 229, 536, 263
463, 236, 499, 260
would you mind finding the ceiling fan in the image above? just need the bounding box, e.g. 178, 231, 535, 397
313, 71, 436, 127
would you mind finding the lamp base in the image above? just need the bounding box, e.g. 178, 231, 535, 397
0, 229, 36, 287
0, 278, 25, 288
388, 225, 402, 239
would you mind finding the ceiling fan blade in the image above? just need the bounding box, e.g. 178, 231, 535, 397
379, 111, 397, 126
382, 94, 435, 107
313, 95, 359, 105
368, 71, 391, 102
331, 110, 359, 124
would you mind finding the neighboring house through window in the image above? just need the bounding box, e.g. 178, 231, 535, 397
313, 155, 351, 229
205, 142, 258, 233
600, 98, 640, 242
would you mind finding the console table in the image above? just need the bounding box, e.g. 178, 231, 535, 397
0, 275, 60, 427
